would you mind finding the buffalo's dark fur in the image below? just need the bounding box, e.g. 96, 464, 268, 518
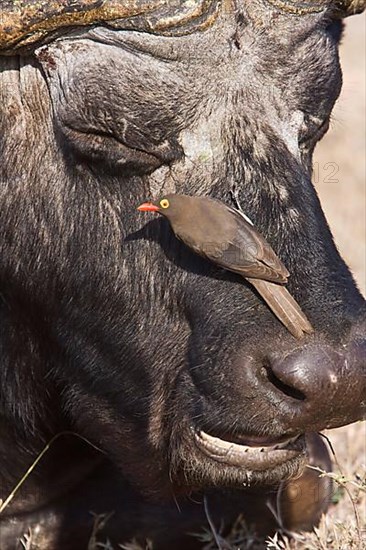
0, 3, 365, 548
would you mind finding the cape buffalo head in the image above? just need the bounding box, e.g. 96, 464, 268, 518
0, 0, 365, 537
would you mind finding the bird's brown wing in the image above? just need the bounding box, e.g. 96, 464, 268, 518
205, 214, 289, 284
248, 278, 313, 338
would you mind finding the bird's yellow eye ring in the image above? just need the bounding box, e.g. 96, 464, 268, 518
160, 199, 170, 209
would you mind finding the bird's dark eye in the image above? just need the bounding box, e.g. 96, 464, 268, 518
160, 199, 170, 209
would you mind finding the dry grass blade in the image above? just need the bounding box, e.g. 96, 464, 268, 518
203, 494, 228, 550
88, 512, 115, 550
0, 431, 104, 515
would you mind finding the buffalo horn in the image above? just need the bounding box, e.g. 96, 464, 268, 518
264, 0, 365, 16
0, 0, 220, 53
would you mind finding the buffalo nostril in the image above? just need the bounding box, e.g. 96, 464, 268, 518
257, 339, 365, 430
263, 365, 306, 401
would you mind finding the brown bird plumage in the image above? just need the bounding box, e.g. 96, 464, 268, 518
137, 194, 313, 339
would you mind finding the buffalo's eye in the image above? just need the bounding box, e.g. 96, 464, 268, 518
299, 114, 330, 147
160, 199, 170, 209
60, 125, 183, 178
324, 20, 344, 42
36, 40, 184, 179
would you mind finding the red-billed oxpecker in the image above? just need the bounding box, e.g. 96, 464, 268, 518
137, 194, 313, 339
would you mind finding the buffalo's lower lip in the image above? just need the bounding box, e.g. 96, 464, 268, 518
193, 429, 305, 470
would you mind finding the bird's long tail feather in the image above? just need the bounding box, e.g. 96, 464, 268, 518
248, 278, 314, 339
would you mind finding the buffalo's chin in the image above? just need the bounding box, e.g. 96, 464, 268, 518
172, 428, 308, 489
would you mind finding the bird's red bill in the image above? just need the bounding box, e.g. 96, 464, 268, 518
137, 202, 159, 212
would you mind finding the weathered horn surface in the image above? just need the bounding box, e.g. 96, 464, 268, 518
0, 0, 221, 54
336, 0, 365, 15
265, 0, 365, 16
